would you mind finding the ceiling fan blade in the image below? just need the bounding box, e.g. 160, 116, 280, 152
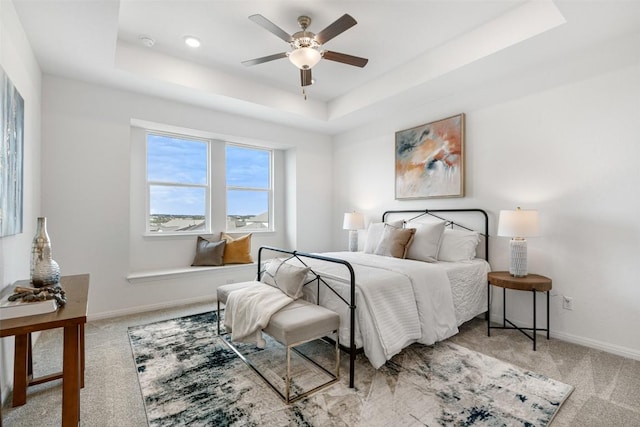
241, 52, 288, 67
300, 69, 313, 87
249, 14, 293, 43
315, 14, 357, 44
323, 51, 368, 68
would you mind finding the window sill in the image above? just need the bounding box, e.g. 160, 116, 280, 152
141, 230, 276, 238
126, 263, 257, 284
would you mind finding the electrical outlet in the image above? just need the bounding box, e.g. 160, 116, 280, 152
562, 296, 573, 310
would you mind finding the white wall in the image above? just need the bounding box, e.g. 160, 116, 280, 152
332, 62, 640, 360
0, 0, 42, 406
41, 75, 332, 318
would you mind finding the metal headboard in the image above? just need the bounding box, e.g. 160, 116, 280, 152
382, 209, 489, 262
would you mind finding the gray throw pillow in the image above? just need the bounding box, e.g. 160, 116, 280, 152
191, 236, 226, 266
374, 224, 416, 259
261, 260, 311, 299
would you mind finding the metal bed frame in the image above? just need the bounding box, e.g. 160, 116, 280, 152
250, 209, 489, 390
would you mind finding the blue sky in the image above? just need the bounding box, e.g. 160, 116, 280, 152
147, 134, 269, 216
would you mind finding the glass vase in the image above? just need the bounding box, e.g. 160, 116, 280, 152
30, 217, 61, 287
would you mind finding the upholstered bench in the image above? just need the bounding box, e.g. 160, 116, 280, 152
217, 281, 340, 403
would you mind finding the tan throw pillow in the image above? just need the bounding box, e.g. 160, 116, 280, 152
374, 225, 416, 259
363, 220, 404, 253
221, 233, 253, 264
191, 235, 226, 266
260, 260, 311, 299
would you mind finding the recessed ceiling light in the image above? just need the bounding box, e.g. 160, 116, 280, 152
184, 36, 201, 48
139, 35, 155, 48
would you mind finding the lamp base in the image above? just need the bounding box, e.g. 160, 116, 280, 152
509, 238, 528, 277
348, 230, 359, 252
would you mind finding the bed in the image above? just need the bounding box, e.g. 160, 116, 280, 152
256, 208, 490, 388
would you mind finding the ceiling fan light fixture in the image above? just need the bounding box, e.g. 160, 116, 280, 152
288, 47, 321, 70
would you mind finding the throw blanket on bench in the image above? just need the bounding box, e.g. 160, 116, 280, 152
224, 283, 293, 348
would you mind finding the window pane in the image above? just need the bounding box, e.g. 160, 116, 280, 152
226, 145, 270, 188
149, 185, 205, 232
147, 134, 207, 184
226, 190, 269, 231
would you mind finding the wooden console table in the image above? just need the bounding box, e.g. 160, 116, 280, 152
0, 274, 89, 426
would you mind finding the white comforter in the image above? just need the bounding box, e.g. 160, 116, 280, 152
224, 283, 293, 348
296, 252, 459, 368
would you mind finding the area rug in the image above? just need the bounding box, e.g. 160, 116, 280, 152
128, 311, 573, 426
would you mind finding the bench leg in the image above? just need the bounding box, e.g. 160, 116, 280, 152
286, 346, 292, 403
217, 300, 221, 336
224, 334, 340, 404
285, 334, 339, 404
335, 333, 340, 379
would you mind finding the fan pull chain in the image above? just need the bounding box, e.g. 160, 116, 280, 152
302, 87, 307, 100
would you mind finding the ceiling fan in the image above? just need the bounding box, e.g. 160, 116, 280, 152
242, 13, 368, 93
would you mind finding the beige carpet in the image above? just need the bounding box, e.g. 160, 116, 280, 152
2, 300, 640, 426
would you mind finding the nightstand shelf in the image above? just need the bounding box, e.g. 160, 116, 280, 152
487, 271, 552, 350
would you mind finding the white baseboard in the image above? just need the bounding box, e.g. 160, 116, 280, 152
489, 313, 640, 361
88, 295, 216, 321
550, 330, 640, 361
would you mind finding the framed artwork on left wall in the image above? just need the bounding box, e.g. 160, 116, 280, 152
395, 113, 465, 199
0, 66, 25, 237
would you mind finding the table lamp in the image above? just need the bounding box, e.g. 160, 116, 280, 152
343, 212, 365, 252
497, 207, 539, 277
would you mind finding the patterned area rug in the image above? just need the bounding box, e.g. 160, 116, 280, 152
128, 311, 573, 426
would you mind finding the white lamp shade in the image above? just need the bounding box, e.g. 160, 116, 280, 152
497, 209, 539, 238
343, 212, 365, 230
288, 47, 321, 69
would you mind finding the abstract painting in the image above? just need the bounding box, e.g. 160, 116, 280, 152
395, 114, 464, 199
1, 66, 24, 237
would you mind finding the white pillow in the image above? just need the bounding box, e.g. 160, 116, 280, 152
260, 260, 310, 299
437, 228, 480, 262
363, 220, 403, 253
405, 221, 446, 262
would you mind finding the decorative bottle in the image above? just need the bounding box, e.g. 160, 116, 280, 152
30, 217, 61, 287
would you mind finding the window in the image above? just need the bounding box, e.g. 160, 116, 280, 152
226, 144, 272, 231
146, 133, 208, 233
144, 131, 273, 235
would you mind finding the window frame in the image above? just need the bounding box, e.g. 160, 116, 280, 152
145, 131, 211, 235
141, 131, 276, 236
225, 143, 274, 233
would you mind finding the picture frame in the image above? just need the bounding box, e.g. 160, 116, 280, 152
395, 113, 465, 199
0, 66, 25, 237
